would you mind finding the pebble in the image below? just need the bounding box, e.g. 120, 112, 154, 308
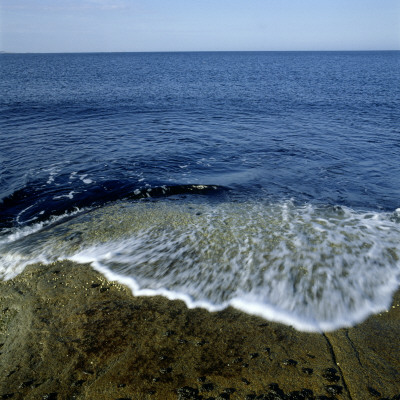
201, 383, 214, 391
367, 386, 381, 397
322, 367, 340, 382
41, 394, 58, 400
283, 359, 298, 366
302, 367, 313, 375
177, 386, 201, 400
159, 367, 172, 374
324, 384, 343, 395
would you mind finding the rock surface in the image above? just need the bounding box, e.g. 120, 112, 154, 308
0, 261, 399, 400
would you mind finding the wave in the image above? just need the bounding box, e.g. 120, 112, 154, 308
1, 198, 399, 332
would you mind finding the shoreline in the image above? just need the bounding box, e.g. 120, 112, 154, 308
0, 261, 399, 400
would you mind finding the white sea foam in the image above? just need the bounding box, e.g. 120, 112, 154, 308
46, 168, 58, 184
79, 174, 93, 184
0, 207, 88, 247
16, 204, 36, 225
53, 191, 77, 200
69, 171, 78, 181
1, 200, 399, 332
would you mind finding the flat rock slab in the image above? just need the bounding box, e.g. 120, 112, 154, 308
0, 261, 399, 400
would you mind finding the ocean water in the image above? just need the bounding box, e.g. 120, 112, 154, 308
1, 51, 399, 331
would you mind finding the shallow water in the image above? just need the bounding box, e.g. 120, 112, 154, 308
1, 198, 399, 331
1, 51, 399, 331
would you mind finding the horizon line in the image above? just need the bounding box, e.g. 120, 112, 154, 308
1, 49, 399, 55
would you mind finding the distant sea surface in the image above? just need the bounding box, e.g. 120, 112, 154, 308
1, 51, 399, 331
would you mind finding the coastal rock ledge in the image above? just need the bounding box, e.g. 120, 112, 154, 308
0, 261, 399, 400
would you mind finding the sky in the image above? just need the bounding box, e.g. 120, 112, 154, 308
1, 0, 399, 53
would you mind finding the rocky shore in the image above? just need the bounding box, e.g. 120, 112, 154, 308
0, 261, 399, 400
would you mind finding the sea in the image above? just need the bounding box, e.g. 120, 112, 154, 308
1, 51, 399, 332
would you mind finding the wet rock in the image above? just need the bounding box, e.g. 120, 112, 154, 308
257, 393, 284, 400
201, 383, 214, 392
1, 261, 400, 400
177, 386, 201, 400
302, 367, 313, 375
322, 367, 340, 382
41, 395, 57, 400
289, 389, 315, 400
66, 232, 82, 242
19, 380, 34, 389
268, 383, 285, 397
159, 367, 173, 374
324, 384, 343, 395
367, 386, 381, 396
288, 391, 310, 400
282, 359, 298, 367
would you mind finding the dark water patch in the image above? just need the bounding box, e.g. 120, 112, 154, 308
0, 181, 228, 230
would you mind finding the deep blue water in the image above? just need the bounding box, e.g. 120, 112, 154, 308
1, 51, 399, 228
1, 51, 400, 331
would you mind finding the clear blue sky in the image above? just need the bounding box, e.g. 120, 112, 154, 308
1, 0, 399, 52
